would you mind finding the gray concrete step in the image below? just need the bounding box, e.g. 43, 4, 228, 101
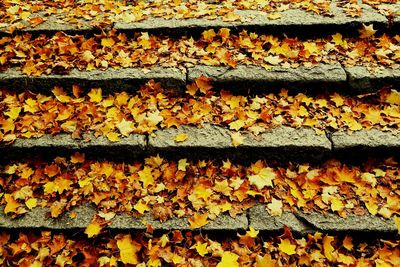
0, 2, 396, 37
0, 205, 248, 231
249, 205, 398, 235
0, 67, 186, 93
0, 204, 396, 236
3, 125, 400, 161
1, 125, 331, 162
2, 65, 399, 94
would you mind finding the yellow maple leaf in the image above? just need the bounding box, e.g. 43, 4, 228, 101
330, 198, 344, 212
194, 242, 208, 257
178, 158, 189, 171
278, 239, 296, 255
264, 55, 282, 65
385, 90, 400, 105
134, 200, 150, 215
117, 119, 134, 136
246, 227, 259, 238
4, 107, 21, 120
229, 120, 245, 131
217, 252, 239, 267
248, 167, 276, 190
172, 254, 184, 264
189, 213, 209, 229
255, 254, 276, 267
101, 37, 115, 48
106, 132, 121, 142
175, 133, 188, 142
52, 86, 70, 103
117, 234, 141, 265
88, 88, 102, 103
25, 198, 37, 210
138, 166, 154, 188
267, 198, 283, 216
323, 235, 336, 262
231, 132, 244, 147
4, 194, 21, 214
85, 220, 102, 238
202, 29, 216, 42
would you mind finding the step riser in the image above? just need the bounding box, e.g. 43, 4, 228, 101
2, 127, 399, 162
2, 65, 399, 93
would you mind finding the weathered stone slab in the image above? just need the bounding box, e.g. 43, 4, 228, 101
116, 7, 387, 36
148, 124, 331, 161
188, 64, 347, 92
0, 205, 247, 231
248, 205, 312, 235
0, 67, 186, 92
297, 212, 397, 233
0, 205, 96, 229
0, 133, 146, 161
111, 212, 248, 231
346, 66, 400, 92
331, 130, 400, 157
0, 2, 390, 36
248, 205, 397, 234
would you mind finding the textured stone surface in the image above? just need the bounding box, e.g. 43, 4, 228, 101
248, 205, 312, 234
188, 64, 347, 91
148, 124, 331, 161
0, 3, 388, 36
346, 66, 400, 92
248, 205, 397, 234
0, 205, 247, 231
331, 130, 400, 157
112, 212, 248, 230
297, 212, 397, 233
116, 7, 386, 36
0, 205, 96, 229
0, 11, 94, 34
0, 133, 146, 160
0, 67, 186, 92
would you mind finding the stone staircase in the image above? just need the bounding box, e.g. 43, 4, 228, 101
0, 0, 399, 265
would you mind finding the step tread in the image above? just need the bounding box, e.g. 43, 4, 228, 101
0, 205, 248, 231
148, 124, 331, 160
249, 205, 397, 234
331, 129, 400, 150
0, 3, 392, 35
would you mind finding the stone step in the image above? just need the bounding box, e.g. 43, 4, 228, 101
1, 125, 331, 162
2, 65, 398, 94
331, 129, 400, 159
148, 124, 331, 161
249, 205, 398, 235
0, 2, 396, 37
0, 67, 186, 93
0, 205, 248, 231
2, 126, 400, 161
0, 204, 396, 236
188, 64, 348, 93
0, 133, 146, 161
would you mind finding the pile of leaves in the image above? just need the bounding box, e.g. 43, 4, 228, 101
1, 154, 399, 224
0, 0, 398, 33
0, 26, 399, 76
0, 228, 399, 266
2, 78, 400, 143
